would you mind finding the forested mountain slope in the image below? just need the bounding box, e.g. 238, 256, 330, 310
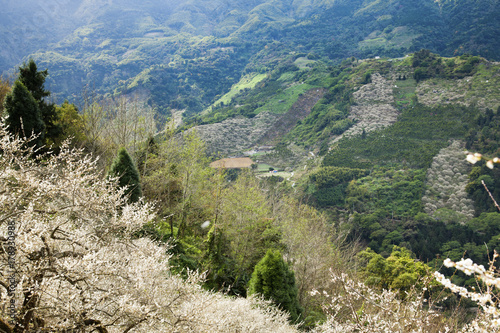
190, 51, 499, 154
2, 1, 500, 328
1, 0, 499, 118
185, 50, 500, 276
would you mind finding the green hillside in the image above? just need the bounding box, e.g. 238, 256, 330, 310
2, 1, 500, 329
2, 0, 498, 120
182, 50, 500, 273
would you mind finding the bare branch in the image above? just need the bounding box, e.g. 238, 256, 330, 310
481, 179, 500, 212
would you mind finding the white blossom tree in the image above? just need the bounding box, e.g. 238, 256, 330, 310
422, 140, 475, 222
0, 126, 297, 333
311, 270, 453, 333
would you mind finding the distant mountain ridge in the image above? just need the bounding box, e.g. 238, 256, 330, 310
1, 0, 498, 116
0, 0, 334, 72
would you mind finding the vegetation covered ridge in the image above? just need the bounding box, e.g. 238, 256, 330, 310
3, 0, 498, 114
1, 53, 500, 331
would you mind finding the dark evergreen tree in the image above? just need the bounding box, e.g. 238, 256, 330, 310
18, 59, 61, 145
19, 59, 49, 102
108, 147, 142, 203
248, 249, 303, 323
201, 226, 247, 296
4, 80, 45, 148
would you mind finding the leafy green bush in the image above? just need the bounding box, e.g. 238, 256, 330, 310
309, 167, 368, 207
358, 246, 432, 292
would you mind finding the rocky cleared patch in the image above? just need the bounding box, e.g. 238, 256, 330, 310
189, 112, 278, 155
192, 88, 325, 155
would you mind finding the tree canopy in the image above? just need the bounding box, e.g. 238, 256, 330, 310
248, 249, 303, 323
4, 80, 45, 148
107, 147, 142, 203
18, 59, 61, 145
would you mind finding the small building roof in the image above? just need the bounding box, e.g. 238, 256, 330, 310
210, 157, 254, 169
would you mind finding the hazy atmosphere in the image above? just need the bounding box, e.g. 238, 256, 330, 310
1, 0, 500, 332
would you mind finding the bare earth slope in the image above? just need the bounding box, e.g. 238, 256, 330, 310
193, 88, 325, 155
259, 88, 326, 144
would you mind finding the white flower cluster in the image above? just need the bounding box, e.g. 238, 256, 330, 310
312, 270, 447, 333
341, 73, 399, 139
466, 153, 500, 170
434, 256, 500, 332
422, 140, 475, 221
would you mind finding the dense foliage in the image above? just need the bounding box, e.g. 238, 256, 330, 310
358, 246, 432, 292
4, 80, 45, 149
248, 249, 303, 323
107, 147, 143, 203
323, 103, 476, 169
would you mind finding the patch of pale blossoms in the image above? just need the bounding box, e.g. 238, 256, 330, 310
0, 125, 297, 333
422, 140, 475, 220
434, 255, 500, 333
312, 270, 449, 333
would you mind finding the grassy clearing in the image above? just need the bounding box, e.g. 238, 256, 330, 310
393, 78, 417, 107
255, 83, 314, 114
211, 73, 267, 109
358, 27, 421, 51
359, 37, 387, 49
278, 72, 298, 82
256, 163, 273, 172
252, 151, 271, 157
294, 57, 316, 69
258, 171, 292, 179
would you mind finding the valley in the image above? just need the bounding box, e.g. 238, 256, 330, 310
1, 0, 500, 331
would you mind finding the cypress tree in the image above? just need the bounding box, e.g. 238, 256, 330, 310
19, 59, 49, 101
18, 59, 61, 144
248, 249, 303, 323
108, 147, 142, 203
4, 80, 45, 148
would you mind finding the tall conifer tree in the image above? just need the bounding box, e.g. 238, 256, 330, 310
248, 249, 303, 323
4, 80, 45, 148
18, 59, 61, 144
108, 147, 142, 203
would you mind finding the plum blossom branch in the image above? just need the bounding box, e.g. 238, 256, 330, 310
434, 253, 500, 332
